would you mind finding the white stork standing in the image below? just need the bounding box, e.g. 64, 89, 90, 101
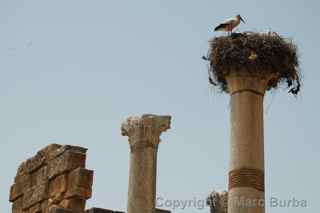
214, 14, 245, 34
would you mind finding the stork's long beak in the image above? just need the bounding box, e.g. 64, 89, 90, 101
240, 16, 245, 23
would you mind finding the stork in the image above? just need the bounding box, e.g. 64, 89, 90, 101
214, 14, 245, 34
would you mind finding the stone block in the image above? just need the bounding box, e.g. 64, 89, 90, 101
10, 174, 32, 202
15, 161, 27, 182
29, 203, 41, 213
31, 165, 48, 186
86, 208, 111, 213
49, 145, 87, 160
49, 174, 67, 198
48, 207, 75, 213
12, 197, 23, 213
10, 183, 23, 202
60, 198, 86, 212
65, 168, 93, 199
23, 183, 48, 209
48, 150, 86, 180
156, 209, 171, 213
15, 173, 32, 187
86, 208, 124, 213
38, 144, 62, 160
41, 200, 49, 213
26, 153, 46, 173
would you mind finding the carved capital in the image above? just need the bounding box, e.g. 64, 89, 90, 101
207, 190, 228, 213
121, 114, 171, 150
226, 71, 279, 96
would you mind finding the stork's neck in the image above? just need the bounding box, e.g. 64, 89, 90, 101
235, 16, 240, 23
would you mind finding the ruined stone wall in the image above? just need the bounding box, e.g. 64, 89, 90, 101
9, 143, 171, 213
9, 144, 93, 213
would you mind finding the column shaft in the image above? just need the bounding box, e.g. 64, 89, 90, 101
226, 74, 269, 213
128, 145, 158, 213
122, 114, 171, 213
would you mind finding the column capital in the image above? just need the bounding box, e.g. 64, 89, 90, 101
121, 114, 171, 150
226, 71, 278, 96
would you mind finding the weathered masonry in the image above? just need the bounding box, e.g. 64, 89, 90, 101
9, 144, 93, 213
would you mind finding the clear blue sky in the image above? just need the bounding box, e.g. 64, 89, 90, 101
1, 1, 319, 213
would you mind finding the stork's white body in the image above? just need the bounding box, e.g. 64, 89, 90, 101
214, 15, 244, 33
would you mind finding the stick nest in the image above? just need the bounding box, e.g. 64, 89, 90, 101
204, 32, 301, 95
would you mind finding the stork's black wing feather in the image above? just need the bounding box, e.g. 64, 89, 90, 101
214, 23, 227, 31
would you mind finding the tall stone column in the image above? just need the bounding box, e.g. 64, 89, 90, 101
121, 114, 171, 213
205, 31, 300, 213
226, 73, 272, 213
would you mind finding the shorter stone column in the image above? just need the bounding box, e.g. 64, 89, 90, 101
207, 190, 228, 213
122, 114, 171, 213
